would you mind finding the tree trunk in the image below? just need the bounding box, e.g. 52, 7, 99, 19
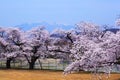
29, 61, 35, 70
6, 58, 12, 69
29, 56, 37, 70
38, 59, 42, 70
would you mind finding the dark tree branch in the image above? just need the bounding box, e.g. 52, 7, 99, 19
24, 54, 30, 64
66, 33, 73, 43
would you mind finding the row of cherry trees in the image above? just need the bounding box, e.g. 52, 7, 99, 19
0, 20, 120, 74
0, 26, 73, 69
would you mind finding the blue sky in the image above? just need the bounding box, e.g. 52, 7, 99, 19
0, 0, 120, 27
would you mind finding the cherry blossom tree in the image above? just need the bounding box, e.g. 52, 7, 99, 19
63, 22, 116, 79
2, 27, 25, 68
75, 21, 101, 40
100, 30, 120, 65
0, 27, 8, 60
22, 27, 50, 69
48, 29, 75, 62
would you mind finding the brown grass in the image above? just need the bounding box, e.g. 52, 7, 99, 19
0, 70, 120, 80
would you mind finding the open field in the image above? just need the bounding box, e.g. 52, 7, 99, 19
0, 70, 120, 80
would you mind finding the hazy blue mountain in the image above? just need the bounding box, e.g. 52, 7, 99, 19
15, 22, 74, 32
104, 28, 120, 33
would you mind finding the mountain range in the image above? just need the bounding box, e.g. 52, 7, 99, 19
15, 22, 74, 32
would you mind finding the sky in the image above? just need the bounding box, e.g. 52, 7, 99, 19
0, 0, 120, 27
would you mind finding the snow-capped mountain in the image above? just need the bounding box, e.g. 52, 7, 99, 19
15, 22, 74, 31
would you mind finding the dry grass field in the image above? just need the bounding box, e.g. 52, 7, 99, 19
0, 70, 120, 80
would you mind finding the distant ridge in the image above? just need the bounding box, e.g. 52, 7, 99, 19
15, 22, 74, 31
104, 28, 120, 33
